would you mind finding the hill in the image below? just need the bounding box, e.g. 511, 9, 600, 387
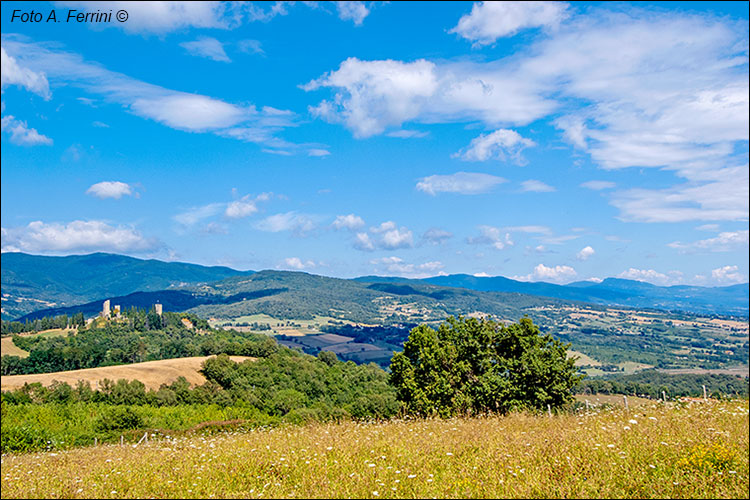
0, 355, 252, 391
1, 252, 253, 320
355, 274, 749, 316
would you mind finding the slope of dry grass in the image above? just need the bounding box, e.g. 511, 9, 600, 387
0, 356, 252, 391
1, 400, 747, 499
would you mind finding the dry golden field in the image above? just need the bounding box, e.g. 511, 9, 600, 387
1, 400, 747, 499
0, 356, 252, 391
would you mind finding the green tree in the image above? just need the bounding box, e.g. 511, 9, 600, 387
389, 316, 582, 417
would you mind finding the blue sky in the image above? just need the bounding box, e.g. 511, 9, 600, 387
1, 1, 748, 286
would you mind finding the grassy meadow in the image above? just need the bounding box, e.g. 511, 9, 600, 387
1, 400, 747, 499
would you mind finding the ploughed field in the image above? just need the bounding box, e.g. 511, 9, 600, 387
0, 356, 252, 391
1, 400, 747, 499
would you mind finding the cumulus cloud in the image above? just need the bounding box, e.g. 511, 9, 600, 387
304, 10, 748, 222
422, 228, 453, 245
255, 212, 318, 236
336, 1, 370, 26
303, 58, 439, 138
668, 230, 749, 253
225, 195, 259, 219
416, 171, 506, 195
1, 47, 50, 99
454, 129, 535, 163
86, 181, 134, 199
450, 1, 569, 46
467, 225, 514, 250
711, 265, 746, 284
580, 180, 616, 190
353, 232, 375, 251
332, 214, 365, 231
237, 39, 264, 55
1, 115, 52, 146
351, 221, 414, 251
617, 268, 671, 285
283, 257, 316, 270
370, 256, 445, 278
514, 263, 577, 284
180, 37, 231, 62
576, 245, 595, 261
1, 220, 159, 254
173, 203, 225, 227
520, 179, 555, 192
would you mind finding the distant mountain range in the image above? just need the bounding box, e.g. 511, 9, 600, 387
355, 274, 749, 316
1, 252, 748, 321
1, 252, 252, 320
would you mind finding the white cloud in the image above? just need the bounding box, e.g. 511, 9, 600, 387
0, 47, 50, 99
303, 57, 439, 138
308, 148, 331, 157
668, 230, 749, 253
711, 265, 745, 284
86, 181, 133, 199
416, 171, 506, 195
336, 1, 370, 26
473, 272, 491, 277
224, 195, 258, 219
305, 10, 748, 223
353, 232, 375, 251
520, 180, 555, 192
504, 225, 551, 234
332, 214, 365, 231
454, 129, 535, 163
180, 37, 231, 62
467, 225, 514, 250
370, 256, 445, 278
352, 221, 414, 251
514, 263, 577, 284
617, 268, 670, 285
238, 39, 264, 55
695, 224, 720, 232
580, 180, 615, 190
386, 129, 429, 138
450, 1, 569, 46
283, 257, 316, 270
422, 228, 453, 245
55, 1, 238, 34
576, 245, 595, 261
1, 220, 159, 254
2, 37, 296, 149
1, 115, 53, 146
381, 227, 414, 250
255, 212, 318, 236
173, 203, 225, 227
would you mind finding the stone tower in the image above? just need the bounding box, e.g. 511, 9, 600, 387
102, 299, 111, 318
155, 303, 163, 316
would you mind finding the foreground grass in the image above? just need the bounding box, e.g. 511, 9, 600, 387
1, 400, 747, 498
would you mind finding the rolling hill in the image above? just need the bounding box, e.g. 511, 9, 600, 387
1, 252, 253, 320
355, 274, 749, 316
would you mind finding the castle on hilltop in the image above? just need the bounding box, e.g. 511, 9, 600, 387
100, 300, 162, 319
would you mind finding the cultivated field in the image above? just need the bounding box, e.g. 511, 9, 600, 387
0, 327, 75, 358
1, 400, 747, 499
0, 356, 252, 391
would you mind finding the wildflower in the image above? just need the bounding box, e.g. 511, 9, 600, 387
372, 491, 379, 496
629, 419, 638, 424
408, 474, 416, 478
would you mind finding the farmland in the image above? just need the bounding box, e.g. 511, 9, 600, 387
0, 356, 252, 391
1, 399, 747, 499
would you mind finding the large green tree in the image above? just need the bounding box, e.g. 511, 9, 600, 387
389, 316, 582, 417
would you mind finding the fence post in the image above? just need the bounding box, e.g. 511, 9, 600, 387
662, 391, 667, 403
623, 395, 629, 410
585, 399, 590, 411
120, 435, 124, 446
94, 437, 97, 447
547, 404, 552, 417
703, 385, 707, 401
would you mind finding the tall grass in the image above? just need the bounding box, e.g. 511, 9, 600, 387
1, 400, 747, 498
